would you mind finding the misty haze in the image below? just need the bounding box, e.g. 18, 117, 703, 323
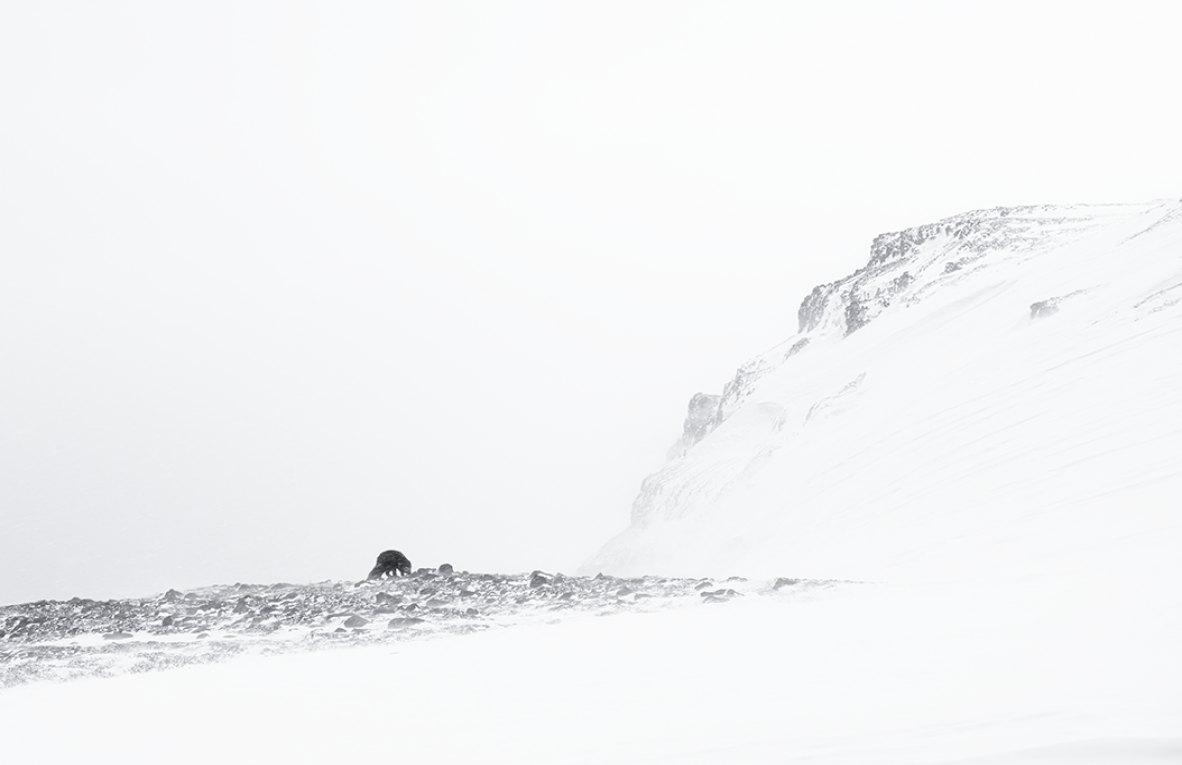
3, 3, 1181, 764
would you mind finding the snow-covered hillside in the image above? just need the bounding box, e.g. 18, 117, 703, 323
584, 199, 1182, 587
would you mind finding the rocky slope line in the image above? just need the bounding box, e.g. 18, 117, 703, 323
1, 569, 846, 688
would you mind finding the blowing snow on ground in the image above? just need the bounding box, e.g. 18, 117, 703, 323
3, 200, 1181, 764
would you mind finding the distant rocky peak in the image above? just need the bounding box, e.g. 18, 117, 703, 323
667, 202, 1167, 463
800, 204, 1124, 338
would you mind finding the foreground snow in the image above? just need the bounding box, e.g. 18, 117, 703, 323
2, 575, 1179, 764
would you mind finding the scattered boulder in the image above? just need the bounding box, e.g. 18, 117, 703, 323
438, 563, 454, 575
1030, 300, 1059, 319
387, 617, 425, 629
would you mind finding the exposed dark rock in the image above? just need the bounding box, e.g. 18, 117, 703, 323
529, 572, 549, 589
799, 281, 841, 334
438, 564, 454, 575
1030, 289, 1088, 320
1030, 300, 1059, 319
845, 287, 872, 335
668, 392, 723, 459
343, 615, 368, 629
387, 617, 425, 629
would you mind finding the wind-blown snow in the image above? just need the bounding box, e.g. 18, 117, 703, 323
2, 579, 1179, 764
584, 200, 1182, 587
2, 200, 1180, 764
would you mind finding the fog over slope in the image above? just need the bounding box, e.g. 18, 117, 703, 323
584, 199, 1182, 585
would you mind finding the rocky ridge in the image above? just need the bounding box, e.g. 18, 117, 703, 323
0, 569, 849, 689
663, 201, 1170, 466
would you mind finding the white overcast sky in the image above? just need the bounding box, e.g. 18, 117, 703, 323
2, 2, 1179, 604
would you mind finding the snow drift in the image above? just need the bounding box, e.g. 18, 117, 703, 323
584, 199, 1182, 585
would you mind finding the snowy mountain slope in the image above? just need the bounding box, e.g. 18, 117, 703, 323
583, 199, 1182, 585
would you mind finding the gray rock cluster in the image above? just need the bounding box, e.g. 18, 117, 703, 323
1, 571, 845, 688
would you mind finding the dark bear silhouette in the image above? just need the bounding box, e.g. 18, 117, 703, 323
368, 550, 413, 580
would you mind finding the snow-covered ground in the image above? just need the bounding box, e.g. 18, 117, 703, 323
2, 200, 1180, 763
2, 578, 1179, 764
